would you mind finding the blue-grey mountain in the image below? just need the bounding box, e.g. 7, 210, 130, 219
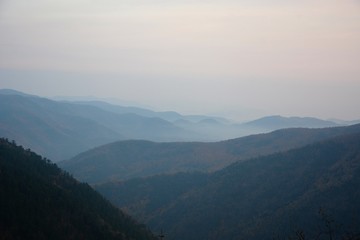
96, 133, 360, 240
0, 89, 345, 163
60, 124, 360, 184
0, 90, 194, 161
243, 115, 338, 130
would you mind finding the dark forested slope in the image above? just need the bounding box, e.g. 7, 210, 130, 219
61, 124, 360, 184
0, 138, 156, 240
96, 133, 360, 240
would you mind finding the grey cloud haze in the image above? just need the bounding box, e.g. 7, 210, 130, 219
0, 0, 359, 120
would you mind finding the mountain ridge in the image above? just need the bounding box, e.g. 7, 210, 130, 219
0, 91, 199, 161
243, 115, 339, 130
0, 89, 349, 163
60, 124, 360, 184
95, 132, 360, 240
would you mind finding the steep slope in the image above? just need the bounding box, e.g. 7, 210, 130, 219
0, 138, 157, 240
95, 133, 360, 240
60, 124, 360, 184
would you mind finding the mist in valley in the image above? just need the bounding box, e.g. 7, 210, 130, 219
1, 0, 360, 239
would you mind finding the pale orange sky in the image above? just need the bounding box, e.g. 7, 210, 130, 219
0, 0, 359, 120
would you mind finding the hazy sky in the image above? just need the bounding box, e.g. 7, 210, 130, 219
0, 0, 359, 120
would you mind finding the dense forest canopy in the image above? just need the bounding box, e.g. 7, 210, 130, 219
0, 138, 156, 240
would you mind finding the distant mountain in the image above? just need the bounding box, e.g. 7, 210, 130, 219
329, 118, 360, 125
59, 124, 360, 184
66, 99, 246, 140
0, 93, 122, 161
243, 115, 339, 130
0, 89, 354, 162
0, 88, 37, 97
0, 90, 197, 161
171, 114, 343, 141
71, 100, 230, 124
95, 133, 360, 240
0, 138, 156, 240
67, 100, 182, 122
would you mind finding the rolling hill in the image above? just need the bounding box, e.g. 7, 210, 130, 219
0, 138, 157, 240
59, 124, 360, 184
95, 133, 360, 240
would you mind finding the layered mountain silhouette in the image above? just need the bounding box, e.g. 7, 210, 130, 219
59, 124, 360, 184
0, 90, 194, 161
95, 133, 360, 240
0, 138, 156, 240
244, 115, 338, 130
1, 89, 359, 240
0, 89, 343, 162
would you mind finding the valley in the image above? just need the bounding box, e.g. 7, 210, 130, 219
1, 0, 359, 238
1, 89, 359, 240
95, 133, 360, 239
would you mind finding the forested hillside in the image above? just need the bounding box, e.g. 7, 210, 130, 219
96, 133, 360, 240
0, 138, 156, 240
61, 124, 360, 184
